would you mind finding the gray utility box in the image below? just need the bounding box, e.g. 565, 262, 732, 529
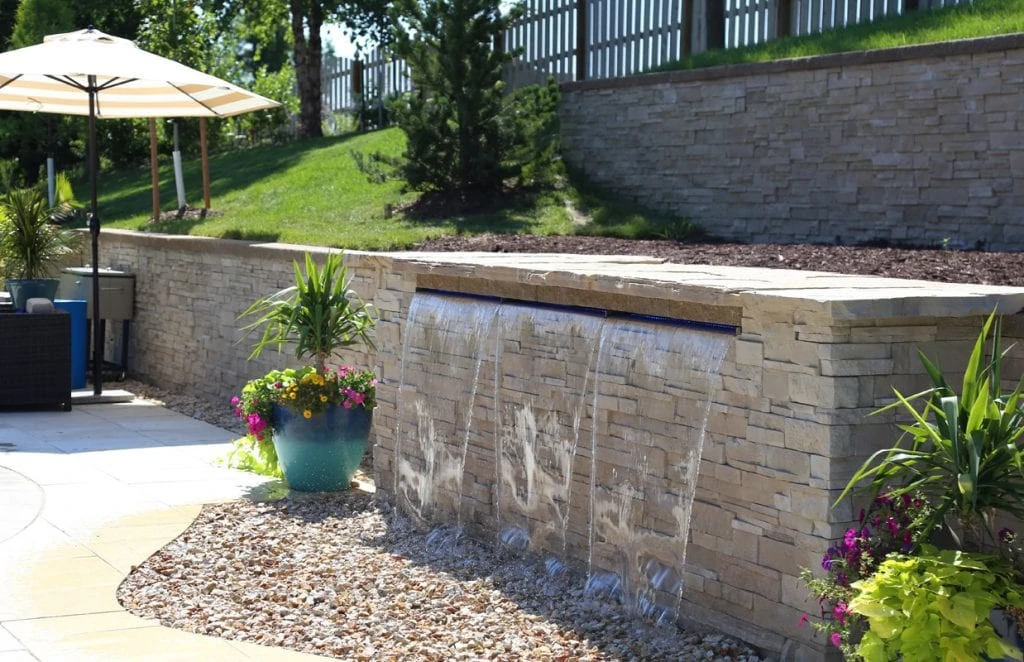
58, 267, 135, 321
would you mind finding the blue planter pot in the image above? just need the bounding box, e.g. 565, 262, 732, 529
986, 608, 1024, 661
271, 403, 372, 492
5, 278, 59, 312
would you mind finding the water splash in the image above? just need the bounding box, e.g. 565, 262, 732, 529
394, 292, 731, 629
494, 304, 604, 559
394, 294, 497, 527
425, 524, 464, 555
587, 318, 729, 621
498, 525, 530, 551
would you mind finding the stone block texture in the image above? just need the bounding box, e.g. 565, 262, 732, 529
560, 34, 1024, 250
92, 232, 1024, 661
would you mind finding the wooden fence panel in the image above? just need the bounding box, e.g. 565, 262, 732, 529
319, 0, 974, 113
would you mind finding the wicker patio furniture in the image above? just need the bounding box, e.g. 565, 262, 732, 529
0, 311, 72, 411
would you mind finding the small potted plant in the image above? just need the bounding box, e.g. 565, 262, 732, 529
0, 188, 81, 311
231, 252, 377, 491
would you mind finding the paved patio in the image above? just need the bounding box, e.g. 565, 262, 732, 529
0, 398, 325, 661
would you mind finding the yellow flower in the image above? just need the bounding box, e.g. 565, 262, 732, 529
303, 409, 312, 419
290, 392, 297, 399
320, 395, 327, 402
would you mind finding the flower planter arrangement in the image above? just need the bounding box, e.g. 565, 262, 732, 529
230, 252, 376, 492
803, 311, 1024, 661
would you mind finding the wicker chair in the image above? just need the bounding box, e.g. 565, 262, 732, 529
0, 312, 72, 411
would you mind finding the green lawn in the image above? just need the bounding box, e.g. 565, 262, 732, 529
656, 0, 1023, 72
92, 128, 692, 250
89, 0, 1021, 250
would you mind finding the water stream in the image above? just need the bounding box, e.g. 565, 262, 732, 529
394, 291, 731, 621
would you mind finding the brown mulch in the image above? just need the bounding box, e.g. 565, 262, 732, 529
147, 206, 224, 224
414, 234, 1024, 287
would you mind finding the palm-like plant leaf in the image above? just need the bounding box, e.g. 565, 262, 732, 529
838, 310, 1024, 550
239, 252, 375, 373
0, 188, 81, 279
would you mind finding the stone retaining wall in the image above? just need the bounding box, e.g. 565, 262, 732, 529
560, 34, 1024, 250
89, 231, 379, 406
90, 231, 1024, 660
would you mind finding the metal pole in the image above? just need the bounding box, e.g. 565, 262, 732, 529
88, 79, 102, 396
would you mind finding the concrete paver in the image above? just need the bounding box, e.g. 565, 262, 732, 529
0, 400, 326, 661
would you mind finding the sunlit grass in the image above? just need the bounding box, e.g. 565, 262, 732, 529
655, 0, 1023, 72
90, 129, 695, 250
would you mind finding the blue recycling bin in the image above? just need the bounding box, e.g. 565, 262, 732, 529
54, 299, 87, 389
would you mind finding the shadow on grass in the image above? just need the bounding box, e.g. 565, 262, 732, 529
87, 134, 368, 225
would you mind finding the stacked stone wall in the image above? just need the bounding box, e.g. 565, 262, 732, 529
83, 232, 380, 406
90, 231, 1024, 660
560, 34, 1024, 250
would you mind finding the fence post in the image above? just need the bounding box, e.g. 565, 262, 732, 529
576, 0, 587, 81
682, 0, 694, 56
352, 58, 364, 132
352, 58, 363, 97
706, 0, 725, 50
776, 0, 793, 38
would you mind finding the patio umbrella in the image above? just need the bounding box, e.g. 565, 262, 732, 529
0, 28, 280, 395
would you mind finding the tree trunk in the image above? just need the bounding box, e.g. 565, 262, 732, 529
291, 0, 324, 139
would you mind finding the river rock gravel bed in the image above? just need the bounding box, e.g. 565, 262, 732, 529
117, 380, 763, 660
118, 491, 762, 661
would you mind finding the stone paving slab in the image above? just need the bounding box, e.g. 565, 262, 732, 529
0, 401, 327, 661
0, 467, 42, 544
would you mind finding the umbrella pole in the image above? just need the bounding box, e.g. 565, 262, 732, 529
88, 81, 103, 396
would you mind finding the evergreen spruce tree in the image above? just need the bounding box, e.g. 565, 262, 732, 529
389, 0, 520, 197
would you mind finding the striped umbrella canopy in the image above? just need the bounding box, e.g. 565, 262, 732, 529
0, 28, 280, 395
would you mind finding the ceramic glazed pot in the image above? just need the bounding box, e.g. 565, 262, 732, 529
271, 402, 372, 492
987, 608, 1024, 661
4, 278, 58, 311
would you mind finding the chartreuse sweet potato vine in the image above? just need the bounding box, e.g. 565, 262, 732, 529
849, 547, 1023, 662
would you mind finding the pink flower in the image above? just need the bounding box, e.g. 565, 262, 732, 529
833, 602, 848, 625
231, 396, 240, 406
352, 392, 365, 405
247, 413, 266, 435
338, 366, 351, 376
798, 614, 809, 628
830, 632, 842, 648
343, 399, 353, 409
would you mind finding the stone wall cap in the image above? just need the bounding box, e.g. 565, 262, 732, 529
380, 251, 1024, 321
561, 32, 1024, 92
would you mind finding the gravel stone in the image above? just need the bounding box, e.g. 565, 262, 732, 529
118, 490, 763, 661
117, 380, 764, 659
